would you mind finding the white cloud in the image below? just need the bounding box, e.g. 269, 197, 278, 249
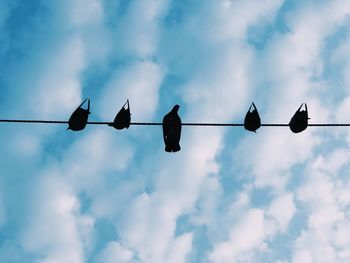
268, 193, 296, 233
292, 249, 313, 263
189, 174, 223, 227
94, 242, 134, 263
63, 129, 135, 191
331, 33, 350, 88
292, 148, 350, 263
165, 233, 193, 263
68, 0, 104, 27
234, 129, 321, 190
181, 44, 254, 122
30, 37, 86, 118
184, 0, 284, 43
310, 149, 350, 175
209, 209, 267, 263
99, 60, 164, 122
111, 0, 170, 58
116, 192, 183, 263
20, 174, 91, 263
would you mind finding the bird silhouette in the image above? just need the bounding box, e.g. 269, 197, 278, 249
109, 99, 131, 130
289, 103, 309, 133
67, 99, 90, 131
244, 102, 261, 132
162, 105, 181, 152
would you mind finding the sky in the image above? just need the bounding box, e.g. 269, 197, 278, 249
0, 0, 350, 262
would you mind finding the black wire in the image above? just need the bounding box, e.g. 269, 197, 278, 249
133, 123, 350, 127
0, 120, 68, 124
1, 119, 350, 126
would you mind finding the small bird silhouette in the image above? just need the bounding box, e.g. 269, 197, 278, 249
162, 105, 181, 152
289, 103, 309, 133
109, 99, 131, 130
67, 99, 90, 131
244, 102, 261, 133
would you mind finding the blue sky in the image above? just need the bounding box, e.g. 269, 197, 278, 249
1, 0, 350, 262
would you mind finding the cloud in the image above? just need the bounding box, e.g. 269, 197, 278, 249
109, 0, 170, 58
165, 233, 193, 263
233, 129, 321, 190
268, 193, 296, 233
209, 208, 267, 263
94, 241, 135, 263
20, 174, 91, 263
181, 0, 284, 43
292, 148, 350, 263
98, 60, 164, 122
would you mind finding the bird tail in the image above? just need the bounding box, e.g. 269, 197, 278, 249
173, 144, 181, 152
165, 145, 172, 152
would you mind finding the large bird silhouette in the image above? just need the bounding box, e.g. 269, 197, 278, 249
289, 103, 309, 133
244, 102, 261, 132
109, 99, 131, 130
162, 105, 181, 152
67, 99, 90, 131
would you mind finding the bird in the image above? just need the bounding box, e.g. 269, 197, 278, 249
244, 102, 261, 133
162, 105, 182, 152
67, 99, 90, 131
289, 103, 309, 133
109, 99, 131, 130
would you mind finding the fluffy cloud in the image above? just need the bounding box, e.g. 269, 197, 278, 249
209, 208, 267, 263
94, 241, 134, 263
109, 0, 170, 58
292, 148, 350, 263
268, 193, 296, 233
20, 174, 91, 263
98, 60, 164, 122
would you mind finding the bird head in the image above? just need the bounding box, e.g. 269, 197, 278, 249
172, 104, 180, 113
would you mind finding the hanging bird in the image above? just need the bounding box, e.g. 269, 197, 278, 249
109, 99, 131, 130
244, 102, 261, 132
67, 99, 90, 131
162, 105, 181, 152
289, 103, 309, 133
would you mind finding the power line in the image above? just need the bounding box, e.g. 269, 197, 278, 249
0, 119, 350, 127
0, 119, 68, 124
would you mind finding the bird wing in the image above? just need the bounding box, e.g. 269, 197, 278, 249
162, 114, 170, 144
176, 115, 181, 141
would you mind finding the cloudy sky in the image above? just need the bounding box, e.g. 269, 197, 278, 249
1, 0, 350, 262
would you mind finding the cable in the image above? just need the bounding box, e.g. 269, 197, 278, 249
0, 120, 68, 124
1, 119, 350, 126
